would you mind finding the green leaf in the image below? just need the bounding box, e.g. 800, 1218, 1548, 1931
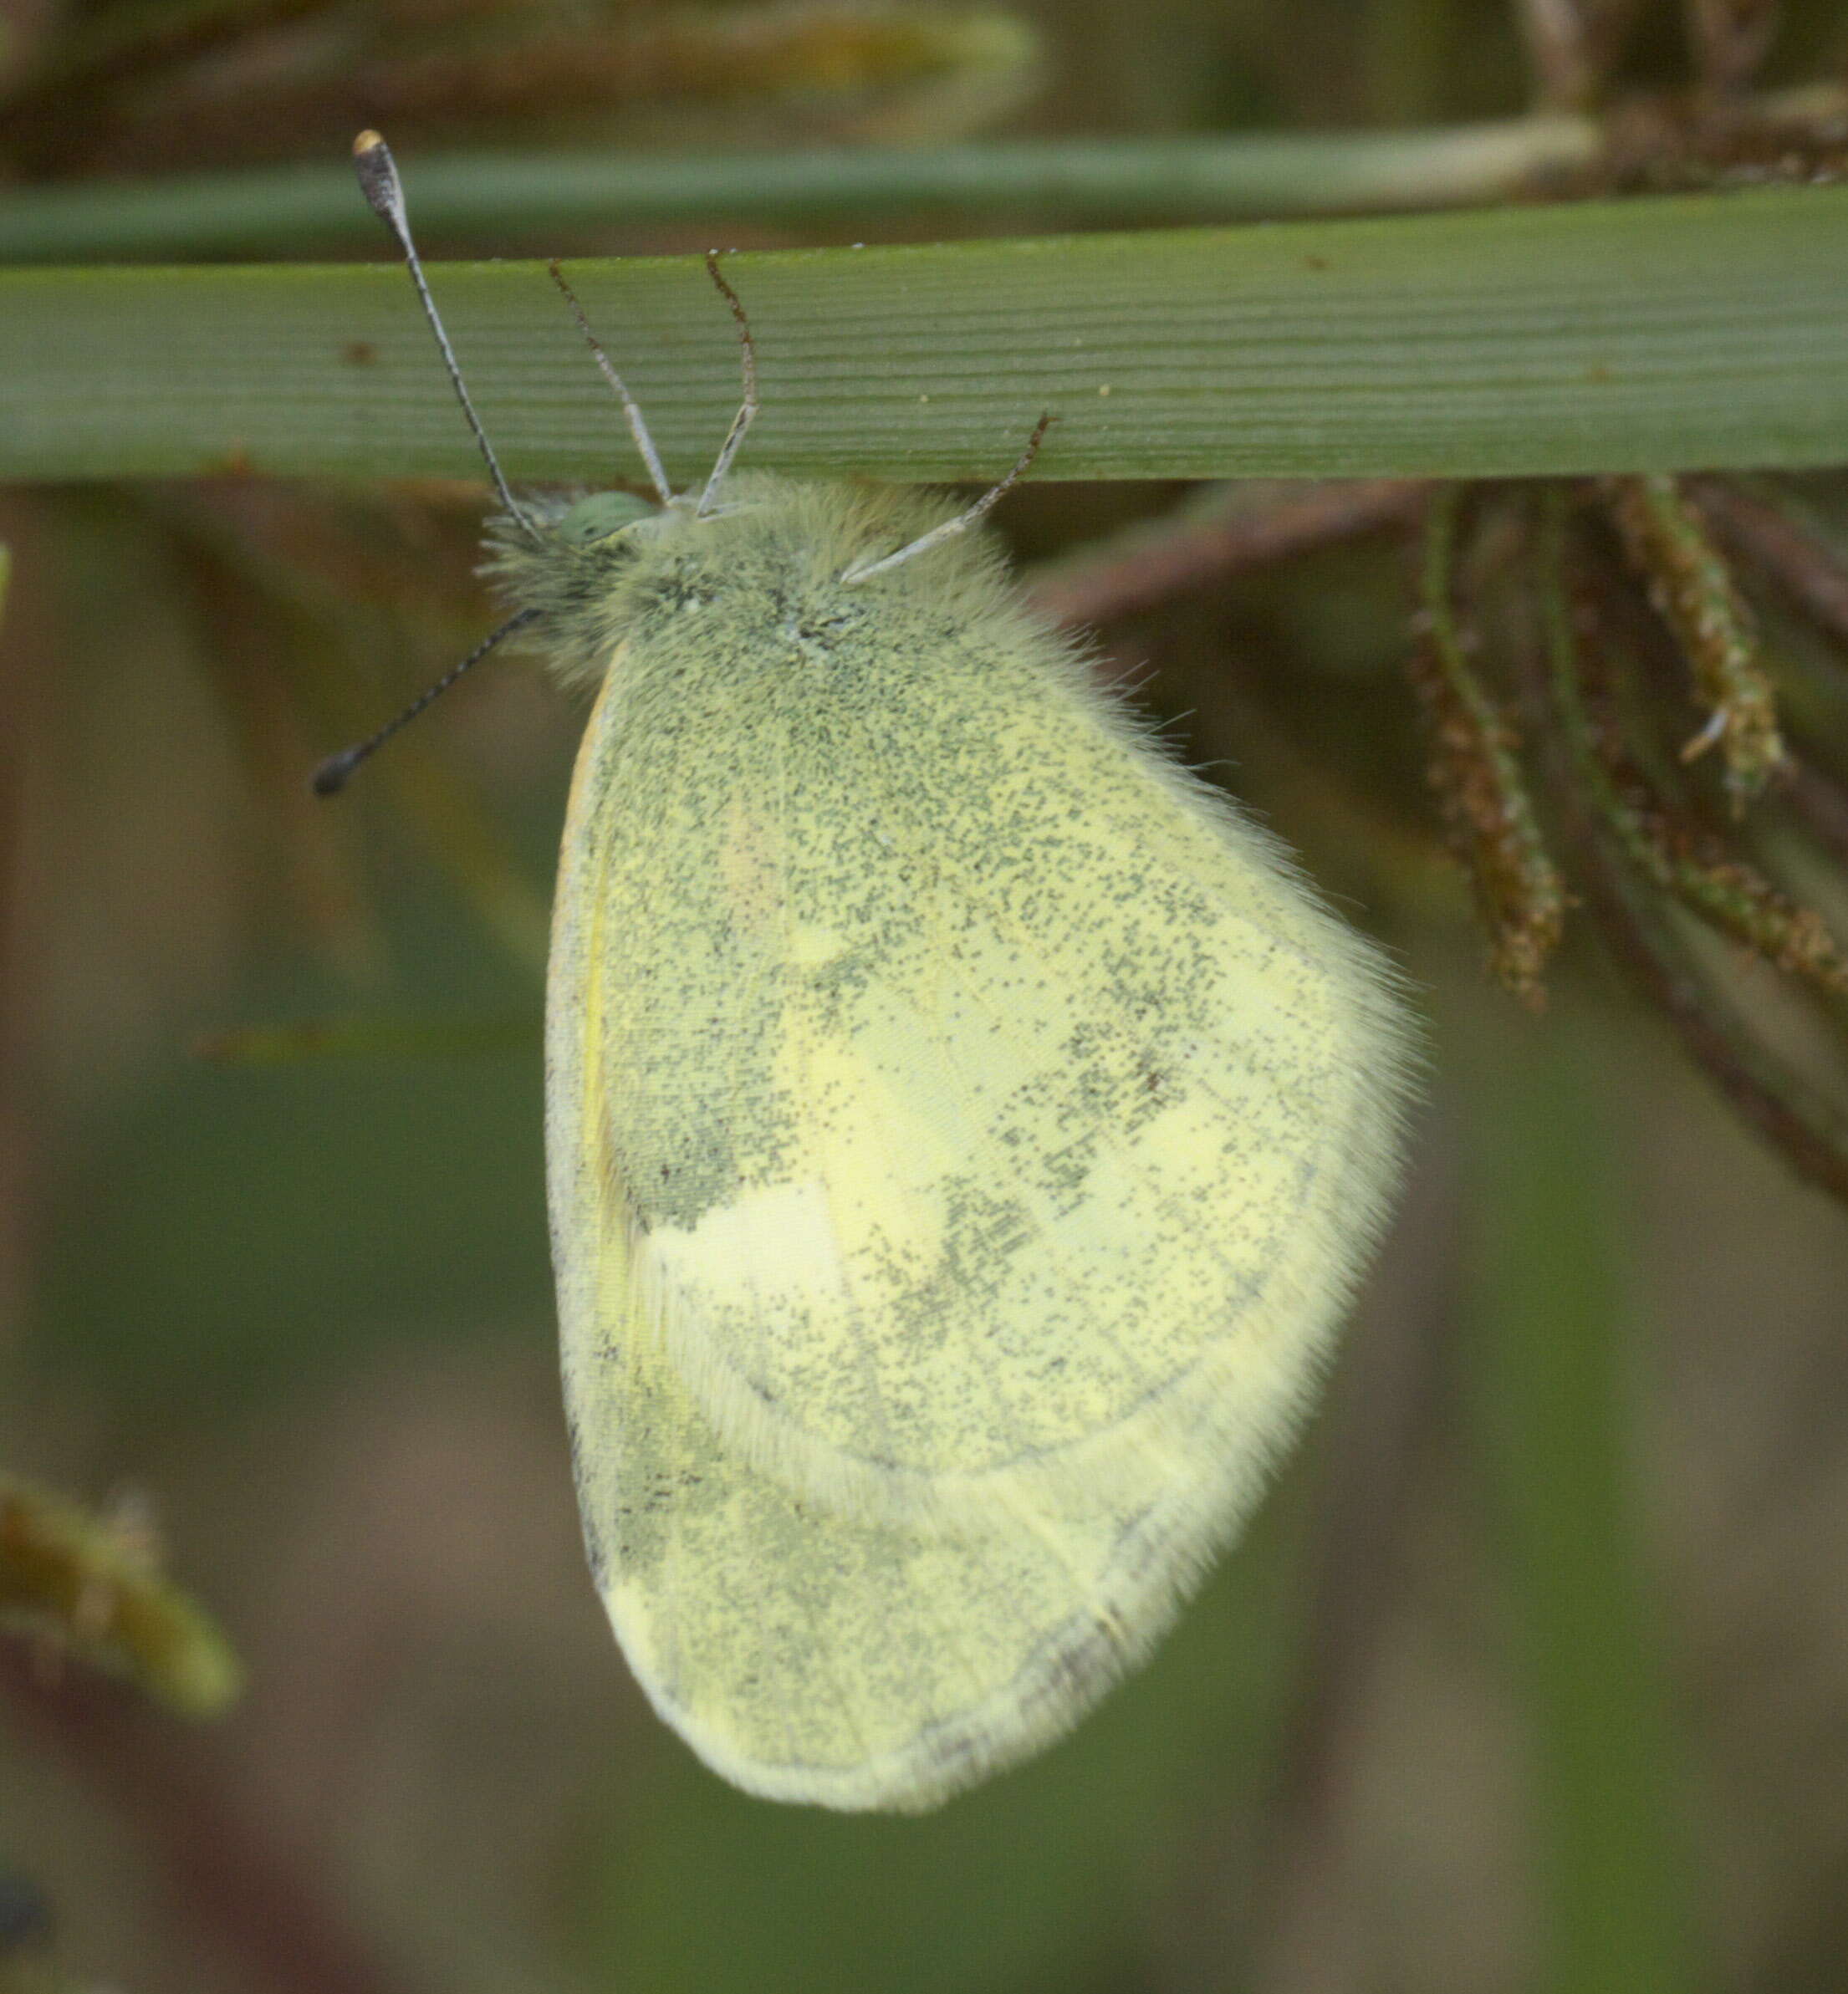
3, 185, 1845, 484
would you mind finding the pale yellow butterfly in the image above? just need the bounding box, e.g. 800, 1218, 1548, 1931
320, 131, 1415, 1811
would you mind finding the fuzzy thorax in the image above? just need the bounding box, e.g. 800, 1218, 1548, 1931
480, 474, 1023, 693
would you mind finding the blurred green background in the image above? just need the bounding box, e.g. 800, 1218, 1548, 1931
7, 3, 1848, 1992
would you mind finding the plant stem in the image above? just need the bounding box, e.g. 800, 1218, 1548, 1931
0, 120, 1605, 264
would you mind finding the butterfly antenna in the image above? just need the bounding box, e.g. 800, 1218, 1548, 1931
841, 413, 1055, 584
351, 130, 539, 542
697, 252, 759, 518
311, 608, 540, 797
545, 260, 675, 507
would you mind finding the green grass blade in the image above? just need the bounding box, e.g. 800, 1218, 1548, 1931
3, 184, 1845, 484
1465, 1023, 1695, 1994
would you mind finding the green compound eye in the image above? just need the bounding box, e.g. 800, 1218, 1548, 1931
558, 490, 659, 546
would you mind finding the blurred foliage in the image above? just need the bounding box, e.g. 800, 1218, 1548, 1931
0, 1472, 242, 1713
1463, 1023, 1689, 1994
7, 4, 1848, 1994
0, 1868, 62, 1994
0, 1, 1041, 172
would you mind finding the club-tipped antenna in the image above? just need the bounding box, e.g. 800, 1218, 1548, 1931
697, 252, 760, 518
547, 259, 674, 507
351, 130, 539, 542
311, 608, 540, 797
